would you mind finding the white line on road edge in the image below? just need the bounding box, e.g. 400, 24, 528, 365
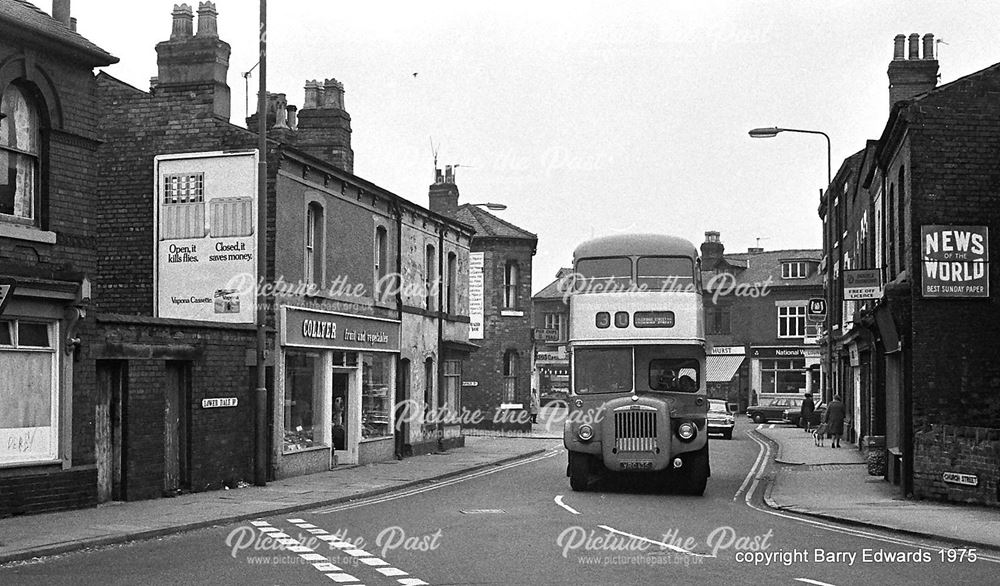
313, 449, 560, 514
596, 524, 714, 558
794, 579, 838, 586
742, 430, 1000, 565
554, 495, 580, 515
734, 429, 771, 502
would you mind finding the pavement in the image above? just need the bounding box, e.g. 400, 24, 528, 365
2, 415, 998, 565
753, 421, 1000, 551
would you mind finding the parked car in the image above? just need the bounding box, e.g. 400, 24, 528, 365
783, 401, 827, 427
707, 399, 735, 439
746, 397, 803, 423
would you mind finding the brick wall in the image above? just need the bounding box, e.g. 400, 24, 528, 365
0, 467, 98, 518
913, 425, 999, 506
461, 239, 534, 430
906, 65, 1000, 432
96, 319, 256, 501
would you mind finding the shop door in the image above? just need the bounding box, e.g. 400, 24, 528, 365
332, 370, 357, 465
395, 359, 411, 458
164, 361, 192, 494
96, 360, 127, 502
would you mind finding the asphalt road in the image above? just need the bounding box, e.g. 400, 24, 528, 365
2, 420, 997, 585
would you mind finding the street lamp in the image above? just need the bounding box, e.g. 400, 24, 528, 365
748, 125, 834, 403
469, 202, 507, 211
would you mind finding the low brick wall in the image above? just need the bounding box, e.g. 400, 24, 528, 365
913, 425, 1000, 506
0, 467, 98, 518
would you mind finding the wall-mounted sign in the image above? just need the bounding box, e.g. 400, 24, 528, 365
283, 307, 400, 351
534, 328, 560, 342
807, 297, 827, 322
633, 311, 675, 328
154, 151, 258, 322
202, 397, 238, 408
0, 277, 15, 316
921, 225, 989, 298
844, 269, 882, 300
468, 252, 485, 339
709, 345, 745, 355
461, 381, 479, 387
942, 472, 978, 486
752, 346, 810, 358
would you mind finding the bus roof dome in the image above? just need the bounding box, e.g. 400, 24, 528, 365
573, 233, 698, 260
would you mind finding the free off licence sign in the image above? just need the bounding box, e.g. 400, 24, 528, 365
844, 269, 882, 300
921, 226, 989, 298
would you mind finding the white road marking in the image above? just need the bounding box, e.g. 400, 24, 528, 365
249, 520, 270, 526
358, 557, 390, 566
300, 553, 328, 561
287, 518, 306, 523
553, 495, 580, 515
314, 562, 342, 572
597, 524, 714, 558
795, 579, 838, 586
734, 429, 770, 501
398, 579, 429, 586
743, 430, 1000, 564
377, 567, 409, 576
343, 548, 372, 557
324, 573, 359, 583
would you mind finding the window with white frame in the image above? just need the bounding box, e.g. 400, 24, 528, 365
781, 261, 808, 279
443, 360, 461, 415
0, 84, 41, 226
0, 319, 59, 464
544, 312, 565, 341
504, 261, 519, 309
374, 225, 388, 300
425, 244, 436, 310
503, 350, 518, 402
446, 252, 457, 314
777, 304, 807, 338
305, 203, 324, 287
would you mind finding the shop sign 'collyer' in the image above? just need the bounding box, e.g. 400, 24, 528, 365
302, 319, 337, 339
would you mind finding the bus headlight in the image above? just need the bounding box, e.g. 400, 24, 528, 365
577, 424, 594, 441
677, 421, 697, 441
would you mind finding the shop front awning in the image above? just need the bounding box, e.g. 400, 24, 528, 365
706, 354, 745, 383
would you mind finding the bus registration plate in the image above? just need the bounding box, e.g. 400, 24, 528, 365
620, 460, 653, 471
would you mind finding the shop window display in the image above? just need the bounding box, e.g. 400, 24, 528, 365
362, 354, 392, 439
284, 351, 322, 452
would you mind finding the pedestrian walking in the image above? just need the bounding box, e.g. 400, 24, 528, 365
529, 387, 540, 424
800, 392, 815, 432
825, 394, 846, 448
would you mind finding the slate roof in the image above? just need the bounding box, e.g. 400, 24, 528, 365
532, 268, 574, 300
455, 204, 537, 241
703, 248, 824, 287
0, 0, 117, 65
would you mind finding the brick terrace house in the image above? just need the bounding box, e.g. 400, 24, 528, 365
829, 33, 1000, 505
89, 2, 473, 500
0, 0, 117, 516
429, 167, 536, 432
700, 232, 824, 414
531, 268, 572, 404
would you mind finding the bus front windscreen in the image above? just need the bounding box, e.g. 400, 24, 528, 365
574, 347, 632, 394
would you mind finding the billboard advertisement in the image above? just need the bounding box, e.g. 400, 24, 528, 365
468, 252, 485, 339
920, 225, 989, 298
154, 151, 258, 322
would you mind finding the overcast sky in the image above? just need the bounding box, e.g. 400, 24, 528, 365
67, 1, 1000, 292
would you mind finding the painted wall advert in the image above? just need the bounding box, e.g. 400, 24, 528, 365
154, 151, 258, 322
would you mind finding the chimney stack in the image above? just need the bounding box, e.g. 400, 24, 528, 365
156, 2, 231, 119
700, 231, 725, 271
295, 78, 354, 173
887, 32, 938, 109
428, 165, 460, 217
52, 0, 71, 27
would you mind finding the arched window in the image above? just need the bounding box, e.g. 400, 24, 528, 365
504, 261, 519, 309
305, 202, 324, 287
0, 84, 41, 225
503, 349, 518, 402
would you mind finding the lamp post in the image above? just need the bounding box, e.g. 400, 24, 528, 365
254, 0, 268, 486
749, 126, 834, 403
469, 202, 507, 211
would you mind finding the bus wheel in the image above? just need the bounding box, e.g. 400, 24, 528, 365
681, 445, 709, 496
569, 452, 592, 492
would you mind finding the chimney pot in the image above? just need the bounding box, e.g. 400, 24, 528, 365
196, 1, 219, 37
150, 76, 159, 91
893, 34, 906, 60
69, 16, 76, 31
52, 0, 71, 27
922, 33, 935, 60
269, 93, 288, 129
170, 3, 194, 40
322, 78, 345, 109
908, 33, 920, 59
286, 105, 298, 130
303, 80, 321, 109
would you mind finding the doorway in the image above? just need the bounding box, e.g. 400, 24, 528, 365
164, 361, 192, 495
395, 359, 411, 458
96, 360, 126, 502
332, 370, 355, 465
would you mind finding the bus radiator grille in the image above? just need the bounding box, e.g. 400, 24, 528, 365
615, 411, 657, 452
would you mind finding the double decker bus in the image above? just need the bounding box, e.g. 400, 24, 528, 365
563, 234, 709, 494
